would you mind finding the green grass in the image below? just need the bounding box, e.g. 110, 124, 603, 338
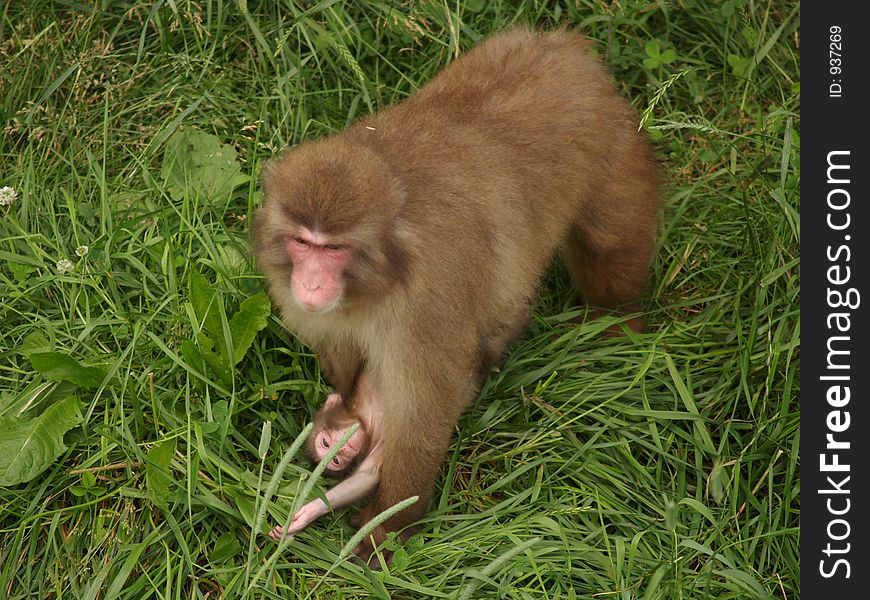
0, 1, 800, 598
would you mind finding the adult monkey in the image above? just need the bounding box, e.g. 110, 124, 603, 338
254, 27, 660, 561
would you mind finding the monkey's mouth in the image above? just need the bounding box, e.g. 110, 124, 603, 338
293, 294, 341, 314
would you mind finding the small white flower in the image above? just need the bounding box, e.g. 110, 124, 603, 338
0, 186, 18, 206
76, 245, 90, 257
56, 259, 74, 273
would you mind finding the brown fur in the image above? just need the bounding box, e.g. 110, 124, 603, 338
254, 27, 660, 559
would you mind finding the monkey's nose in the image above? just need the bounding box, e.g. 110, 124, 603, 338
303, 282, 321, 292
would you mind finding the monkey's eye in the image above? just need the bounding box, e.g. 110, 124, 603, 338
332, 458, 341, 466
321, 438, 329, 449
293, 236, 310, 246
324, 244, 344, 251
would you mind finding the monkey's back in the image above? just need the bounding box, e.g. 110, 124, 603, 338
346, 27, 658, 326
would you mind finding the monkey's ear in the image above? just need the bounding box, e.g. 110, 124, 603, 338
324, 393, 344, 411
260, 159, 279, 191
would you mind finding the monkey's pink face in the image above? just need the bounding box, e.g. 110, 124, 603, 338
315, 425, 366, 471
285, 228, 352, 312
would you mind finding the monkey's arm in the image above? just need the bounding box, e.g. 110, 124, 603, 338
317, 341, 363, 399
270, 461, 380, 540
323, 459, 380, 508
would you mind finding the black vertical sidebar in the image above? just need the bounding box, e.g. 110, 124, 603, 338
801, 3, 868, 596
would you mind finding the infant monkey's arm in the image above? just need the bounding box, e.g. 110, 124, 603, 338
269, 451, 380, 540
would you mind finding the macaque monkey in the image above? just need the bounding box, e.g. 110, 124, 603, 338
269, 374, 383, 540
254, 27, 661, 560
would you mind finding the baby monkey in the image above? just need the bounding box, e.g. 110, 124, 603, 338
269, 374, 383, 540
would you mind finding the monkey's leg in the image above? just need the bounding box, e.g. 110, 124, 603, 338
562, 202, 658, 333
351, 368, 472, 564
478, 299, 531, 375
351, 435, 443, 561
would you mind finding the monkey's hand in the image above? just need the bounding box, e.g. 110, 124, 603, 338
268, 524, 290, 541
269, 503, 321, 541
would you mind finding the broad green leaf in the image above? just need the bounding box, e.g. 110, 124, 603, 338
0, 380, 78, 419
180, 339, 206, 376
146, 438, 176, 509
81, 471, 97, 488
229, 293, 271, 366
30, 352, 107, 389
224, 488, 265, 532
187, 275, 269, 382
210, 530, 243, 563
391, 545, 409, 570
0, 396, 83, 486
211, 400, 229, 424
196, 333, 233, 386
160, 127, 246, 204
189, 270, 225, 344
197, 420, 220, 435
17, 331, 52, 358
188, 271, 232, 383
728, 53, 751, 76
7, 260, 35, 284
181, 339, 233, 388
69, 485, 89, 497
214, 243, 247, 276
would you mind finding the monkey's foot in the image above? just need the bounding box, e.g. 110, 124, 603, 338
351, 517, 419, 569
352, 525, 392, 568
581, 307, 645, 336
